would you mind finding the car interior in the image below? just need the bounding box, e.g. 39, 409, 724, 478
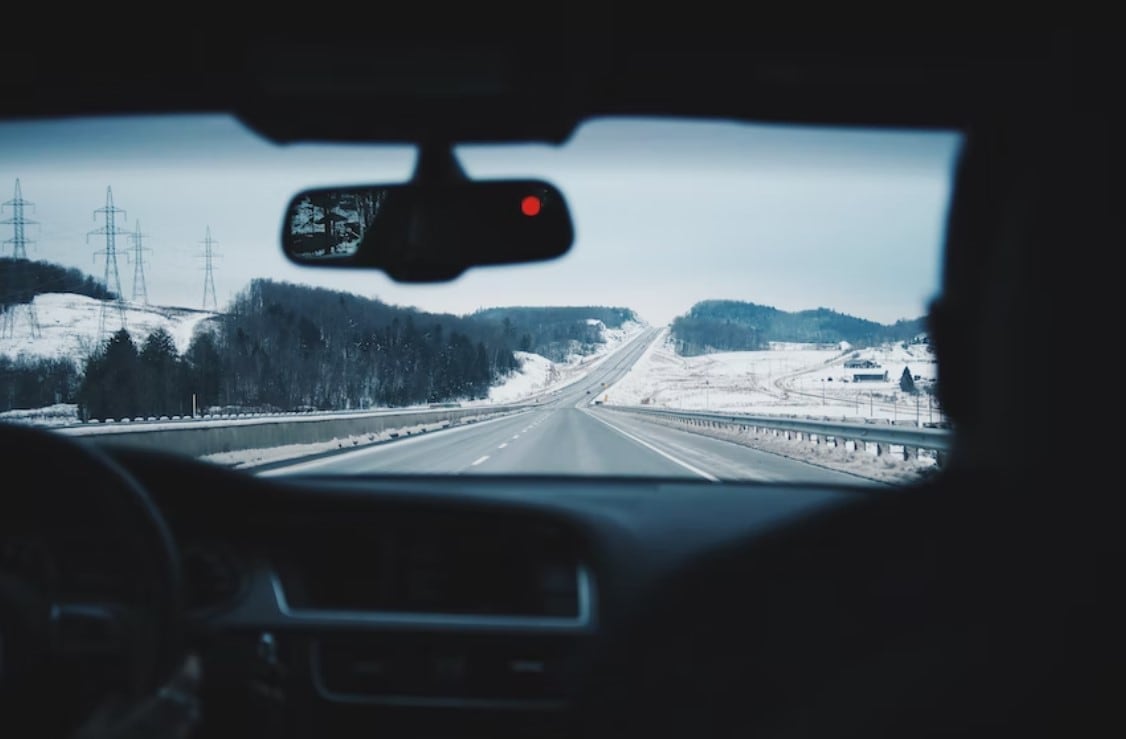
0, 29, 1118, 739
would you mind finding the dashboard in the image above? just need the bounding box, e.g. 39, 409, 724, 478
91, 444, 867, 738
4, 429, 1106, 739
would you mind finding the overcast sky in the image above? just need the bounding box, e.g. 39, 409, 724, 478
0, 114, 961, 327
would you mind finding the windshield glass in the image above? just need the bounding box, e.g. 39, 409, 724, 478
0, 114, 961, 485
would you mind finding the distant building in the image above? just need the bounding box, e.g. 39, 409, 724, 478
844, 358, 880, 369
853, 371, 889, 382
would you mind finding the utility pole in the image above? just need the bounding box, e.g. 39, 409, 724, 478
1, 178, 41, 339
88, 186, 130, 344
129, 220, 152, 305
704, 362, 709, 409
198, 226, 220, 311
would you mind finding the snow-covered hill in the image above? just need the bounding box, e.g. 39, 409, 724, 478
0, 293, 219, 361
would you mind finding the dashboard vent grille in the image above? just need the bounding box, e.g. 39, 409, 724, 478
273, 514, 583, 619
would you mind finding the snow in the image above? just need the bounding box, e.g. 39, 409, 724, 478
0, 293, 219, 362
484, 351, 557, 403
480, 319, 648, 404
201, 419, 452, 469
602, 327, 944, 425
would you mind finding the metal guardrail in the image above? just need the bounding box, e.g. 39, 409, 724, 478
597, 404, 951, 462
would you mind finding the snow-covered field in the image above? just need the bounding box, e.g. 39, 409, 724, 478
0, 293, 218, 361
603, 327, 944, 425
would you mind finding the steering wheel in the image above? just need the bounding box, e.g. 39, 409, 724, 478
0, 422, 185, 737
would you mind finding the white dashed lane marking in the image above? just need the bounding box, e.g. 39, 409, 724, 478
470, 455, 489, 466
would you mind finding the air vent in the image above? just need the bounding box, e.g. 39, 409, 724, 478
273, 514, 585, 619
182, 544, 245, 612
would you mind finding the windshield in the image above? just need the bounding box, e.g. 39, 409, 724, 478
0, 114, 961, 485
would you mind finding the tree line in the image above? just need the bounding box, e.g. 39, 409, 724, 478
0, 355, 80, 413
64, 280, 630, 420
1, 258, 116, 309
670, 299, 926, 356
471, 305, 638, 362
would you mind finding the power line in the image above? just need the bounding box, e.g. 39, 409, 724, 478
1, 178, 42, 339
198, 225, 221, 311
88, 186, 130, 344
129, 220, 152, 304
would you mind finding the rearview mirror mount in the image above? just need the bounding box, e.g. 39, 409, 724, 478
281, 142, 574, 282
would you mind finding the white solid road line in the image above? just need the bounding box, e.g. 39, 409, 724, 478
584, 410, 720, 482
471, 455, 490, 466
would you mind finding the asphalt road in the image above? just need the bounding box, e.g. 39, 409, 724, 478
261, 329, 868, 484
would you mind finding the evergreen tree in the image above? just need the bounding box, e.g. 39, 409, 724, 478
185, 329, 223, 413
139, 328, 182, 417
78, 329, 139, 420
900, 366, 917, 394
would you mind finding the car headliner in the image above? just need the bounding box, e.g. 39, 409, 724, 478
1, 31, 1095, 143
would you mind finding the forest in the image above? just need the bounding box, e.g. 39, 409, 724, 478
65, 280, 634, 420
670, 300, 926, 356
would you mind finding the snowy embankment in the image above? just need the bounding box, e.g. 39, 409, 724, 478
0, 403, 79, 426
478, 319, 648, 404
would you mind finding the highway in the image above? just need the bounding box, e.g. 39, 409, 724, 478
261, 328, 869, 484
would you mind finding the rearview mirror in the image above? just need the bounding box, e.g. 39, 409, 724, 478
281, 180, 574, 282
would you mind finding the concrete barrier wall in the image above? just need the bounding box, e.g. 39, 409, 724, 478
71, 405, 528, 457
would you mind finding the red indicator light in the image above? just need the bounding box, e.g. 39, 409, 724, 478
521, 195, 542, 217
